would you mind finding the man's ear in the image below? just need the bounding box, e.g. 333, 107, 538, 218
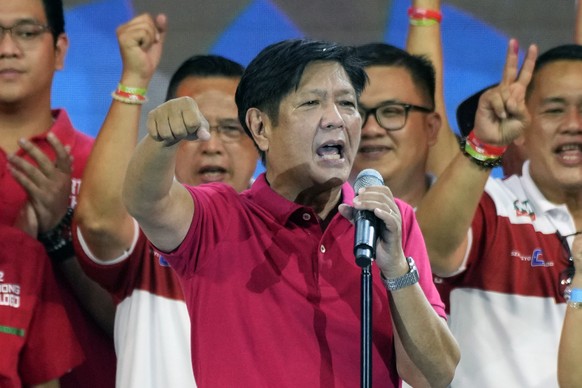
426, 111, 442, 147
246, 108, 269, 153
54, 33, 69, 71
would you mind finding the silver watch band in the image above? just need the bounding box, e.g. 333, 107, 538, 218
381, 257, 419, 291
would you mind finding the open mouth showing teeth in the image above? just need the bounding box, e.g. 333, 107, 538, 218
556, 144, 582, 153
317, 144, 344, 160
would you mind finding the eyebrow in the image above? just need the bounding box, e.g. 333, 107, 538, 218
301, 88, 356, 97
0, 18, 45, 26
540, 97, 568, 105
216, 118, 241, 124
358, 99, 401, 109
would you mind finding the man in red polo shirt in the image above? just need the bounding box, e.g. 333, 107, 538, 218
123, 39, 460, 387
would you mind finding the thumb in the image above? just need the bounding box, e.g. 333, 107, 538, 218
338, 204, 355, 223
155, 14, 168, 44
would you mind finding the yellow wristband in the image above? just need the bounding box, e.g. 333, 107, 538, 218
409, 18, 439, 26
117, 83, 147, 97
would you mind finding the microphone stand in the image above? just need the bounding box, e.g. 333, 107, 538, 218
361, 263, 372, 388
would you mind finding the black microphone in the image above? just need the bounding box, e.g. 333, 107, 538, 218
353, 169, 384, 267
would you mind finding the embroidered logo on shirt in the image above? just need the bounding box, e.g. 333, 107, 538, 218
513, 200, 536, 221
511, 249, 554, 268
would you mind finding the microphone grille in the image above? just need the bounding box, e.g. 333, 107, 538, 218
353, 169, 384, 193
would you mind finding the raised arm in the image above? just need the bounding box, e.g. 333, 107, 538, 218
406, 0, 459, 177
74, 14, 166, 261
416, 40, 538, 275
123, 97, 211, 252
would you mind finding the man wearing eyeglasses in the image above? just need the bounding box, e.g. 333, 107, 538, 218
351, 42, 456, 209
0, 0, 117, 387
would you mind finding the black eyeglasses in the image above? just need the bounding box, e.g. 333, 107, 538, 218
358, 102, 433, 131
207, 123, 245, 143
0, 21, 51, 48
558, 231, 582, 300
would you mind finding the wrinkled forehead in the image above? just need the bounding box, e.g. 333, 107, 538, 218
294, 61, 356, 96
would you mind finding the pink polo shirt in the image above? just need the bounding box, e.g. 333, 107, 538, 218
163, 174, 444, 388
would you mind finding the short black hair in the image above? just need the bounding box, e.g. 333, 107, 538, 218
166, 55, 245, 100
354, 42, 436, 108
526, 44, 582, 98
41, 0, 65, 44
235, 39, 367, 162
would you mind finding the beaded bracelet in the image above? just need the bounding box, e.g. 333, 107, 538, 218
459, 138, 503, 169
38, 207, 75, 263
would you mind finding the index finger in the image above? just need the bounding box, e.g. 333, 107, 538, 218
501, 39, 520, 87
16, 137, 54, 175
47, 132, 73, 173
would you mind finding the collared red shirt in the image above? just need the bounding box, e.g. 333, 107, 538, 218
163, 174, 445, 388
0, 109, 93, 226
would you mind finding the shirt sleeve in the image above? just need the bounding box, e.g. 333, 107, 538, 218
397, 199, 447, 319
162, 183, 240, 279
73, 219, 150, 302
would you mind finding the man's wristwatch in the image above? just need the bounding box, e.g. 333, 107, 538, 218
381, 257, 419, 291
